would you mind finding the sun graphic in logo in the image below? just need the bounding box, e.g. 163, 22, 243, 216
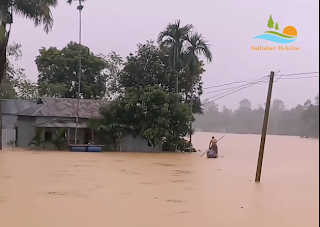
253, 15, 298, 44
283, 26, 298, 37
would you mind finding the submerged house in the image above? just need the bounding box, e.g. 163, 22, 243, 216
15, 97, 162, 152
1, 99, 36, 147
16, 97, 107, 149
1, 99, 37, 129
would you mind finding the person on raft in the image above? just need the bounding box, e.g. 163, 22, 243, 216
209, 136, 218, 152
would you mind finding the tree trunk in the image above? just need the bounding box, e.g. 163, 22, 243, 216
172, 46, 178, 152
189, 74, 194, 145
0, 39, 8, 151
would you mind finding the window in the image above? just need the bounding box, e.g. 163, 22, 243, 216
45, 131, 52, 141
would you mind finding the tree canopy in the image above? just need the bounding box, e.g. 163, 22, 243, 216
96, 86, 193, 150
120, 40, 205, 114
36, 42, 108, 99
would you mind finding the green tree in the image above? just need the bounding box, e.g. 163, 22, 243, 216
158, 20, 193, 95
98, 86, 193, 151
38, 83, 69, 98
275, 22, 279, 31
120, 41, 172, 89
36, 42, 108, 99
0, 77, 15, 99
11, 74, 38, 100
267, 15, 275, 30
0, 42, 22, 99
99, 51, 124, 100
184, 32, 213, 141
119, 40, 204, 114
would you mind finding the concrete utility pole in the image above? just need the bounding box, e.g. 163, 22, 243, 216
255, 71, 275, 182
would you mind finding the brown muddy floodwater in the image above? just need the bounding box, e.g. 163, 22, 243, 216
0, 133, 319, 227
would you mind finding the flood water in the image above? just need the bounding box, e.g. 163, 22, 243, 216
0, 133, 319, 227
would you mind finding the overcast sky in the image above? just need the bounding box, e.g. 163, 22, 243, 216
9, 0, 319, 109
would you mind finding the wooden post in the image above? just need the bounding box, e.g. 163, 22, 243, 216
91, 130, 94, 142
67, 128, 70, 144
255, 71, 275, 182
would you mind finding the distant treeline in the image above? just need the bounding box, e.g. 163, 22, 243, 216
194, 95, 319, 137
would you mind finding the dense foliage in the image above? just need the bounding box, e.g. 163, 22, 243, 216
36, 42, 108, 99
94, 21, 213, 150
119, 40, 206, 114
194, 97, 319, 137
93, 86, 193, 151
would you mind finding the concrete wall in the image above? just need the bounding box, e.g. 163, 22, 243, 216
121, 134, 162, 152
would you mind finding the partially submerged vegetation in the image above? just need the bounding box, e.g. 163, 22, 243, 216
29, 128, 67, 151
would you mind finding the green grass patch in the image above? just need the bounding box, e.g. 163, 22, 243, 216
265, 31, 297, 39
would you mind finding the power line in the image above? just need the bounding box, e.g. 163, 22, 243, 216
203, 77, 268, 105
203, 78, 269, 95
203, 80, 267, 95
202, 76, 268, 90
203, 85, 244, 95
274, 72, 319, 82
204, 78, 268, 100
274, 74, 284, 83
277, 75, 319, 80
280, 72, 319, 77
203, 72, 319, 91
201, 72, 319, 105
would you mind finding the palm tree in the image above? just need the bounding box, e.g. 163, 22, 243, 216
184, 32, 212, 143
0, 0, 58, 150
157, 20, 193, 96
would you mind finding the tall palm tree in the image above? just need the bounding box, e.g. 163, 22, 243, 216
0, 0, 58, 150
157, 20, 193, 96
184, 32, 212, 143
